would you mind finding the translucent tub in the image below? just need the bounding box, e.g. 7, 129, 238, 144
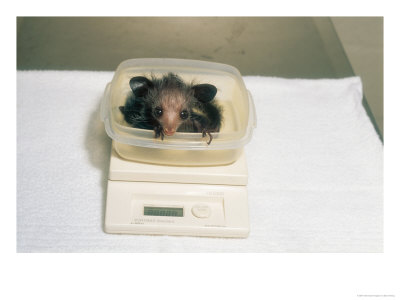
100, 58, 256, 166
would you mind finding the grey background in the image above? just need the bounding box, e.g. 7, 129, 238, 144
17, 16, 383, 138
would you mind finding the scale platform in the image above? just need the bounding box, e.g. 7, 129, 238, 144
105, 145, 250, 238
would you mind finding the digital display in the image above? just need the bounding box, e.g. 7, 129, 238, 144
144, 206, 184, 217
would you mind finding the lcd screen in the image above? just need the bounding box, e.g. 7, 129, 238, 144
143, 206, 184, 217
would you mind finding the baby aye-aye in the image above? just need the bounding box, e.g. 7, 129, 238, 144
119, 73, 223, 144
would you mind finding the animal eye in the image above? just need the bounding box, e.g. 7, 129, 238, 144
180, 110, 189, 120
154, 107, 163, 117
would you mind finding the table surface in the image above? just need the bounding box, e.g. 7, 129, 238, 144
17, 71, 383, 252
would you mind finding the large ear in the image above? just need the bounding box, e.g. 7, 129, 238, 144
192, 84, 217, 103
129, 76, 154, 98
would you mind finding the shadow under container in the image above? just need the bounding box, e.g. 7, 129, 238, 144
101, 58, 256, 166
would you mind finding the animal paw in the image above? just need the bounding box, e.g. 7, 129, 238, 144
154, 126, 164, 140
202, 129, 213, 145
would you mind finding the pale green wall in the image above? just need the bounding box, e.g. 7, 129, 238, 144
17, 17, 383, 138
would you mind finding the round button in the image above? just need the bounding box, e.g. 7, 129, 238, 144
191, 204, 211, 218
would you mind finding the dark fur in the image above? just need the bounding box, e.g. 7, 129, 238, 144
119, 73, 223, 144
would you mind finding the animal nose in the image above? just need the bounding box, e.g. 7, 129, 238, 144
164, 128, 176, 136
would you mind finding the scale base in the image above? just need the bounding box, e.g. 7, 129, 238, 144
105, 147, 249, 238
105, 180, 249, 238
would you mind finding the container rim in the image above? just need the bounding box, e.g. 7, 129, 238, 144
101, 58, 256, 150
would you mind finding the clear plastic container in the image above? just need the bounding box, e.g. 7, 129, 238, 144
101, 58, 256, 166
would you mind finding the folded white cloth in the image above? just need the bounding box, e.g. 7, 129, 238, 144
17, 71, 383, 252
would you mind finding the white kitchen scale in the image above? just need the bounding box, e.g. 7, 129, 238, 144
104, 142, 250, 238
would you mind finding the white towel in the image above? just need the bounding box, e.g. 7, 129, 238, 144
17, 71, 383, 252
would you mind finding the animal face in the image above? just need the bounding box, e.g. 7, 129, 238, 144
150, 88, 191, 136
127, 73, 218, 139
